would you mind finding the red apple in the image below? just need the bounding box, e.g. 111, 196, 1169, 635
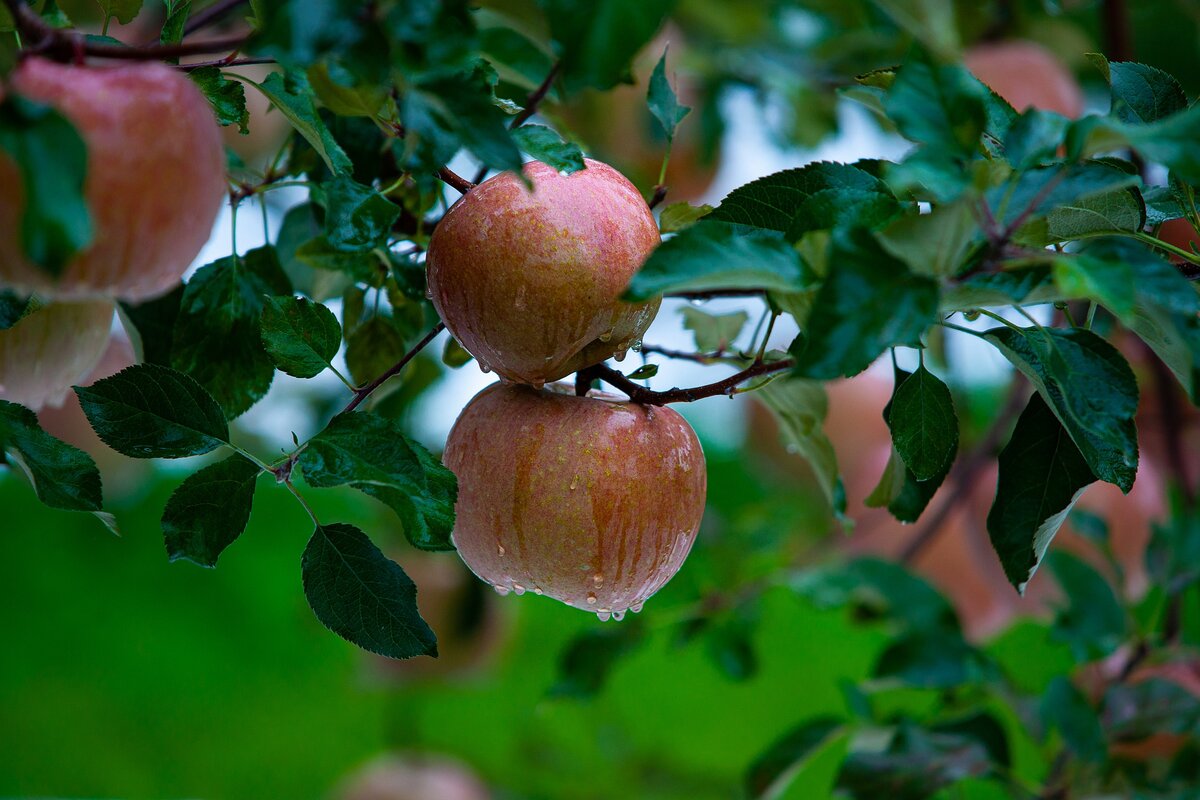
0, 57, 226, 302
0, 300, 114, 411
426, 159, 661, 386
443, 382, 707, 619
1158, 218, 1199, 262
964, 40, 1084, 118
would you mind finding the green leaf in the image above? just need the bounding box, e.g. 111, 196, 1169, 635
624, 222, 810, 300
260, 296, 342, 379
159, 0, 190, 45
983, 326, 1139, 492
171, 247, 292, 418
1003, 108, 1070, 170
985, 161, 1140, 229
75, 364, 229, 459
791, 557, 958, 632
791, 230, 939, 379
658, 201, 713, 233
119, 284, 183, 366
302, 522, 437, 659
876, 199, 977, 278
679, 307, 748, 352
625, 363, 657, 380
0, 291, 31, 330
541, 0, 672, 92
647, 48, 690, 143
837, 722, 994, 799
1048, 551, 1127, 659
888, 364, 958, 482
187, 66, 249, 134
874, 628, 989, 688
307, 62, 387, 118
1076, 104, 1200, 184
298, 412, 457, 551
709, 162, 901, 240
162, 454, 262, 567
871, 364, 952, 524
550, 623, 645, 698
884, 58, 991, 158
871, 0, 958, 61
986, 393, 1098, 592
756, 377, 840, 509
412, 65, 524, 174
1091, 56, 1188, 125
1030, 188, 1145, 245
745, 718, 847, 800
1052, 252, 1136, 321
1103, 678, 1200, 741
1041, 676, 1106, 764
324, 175, 402, 253
0, 399, 102, 513
0, 97, 93, 277
294, 236, 385, 286
510, 124, 585, 173
344, 316, 408, 387
96, 0, 142, 25
441, 336, 473, 368
252, 71, 352, 175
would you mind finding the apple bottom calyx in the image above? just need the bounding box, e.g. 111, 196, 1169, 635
443, 382, 707, 620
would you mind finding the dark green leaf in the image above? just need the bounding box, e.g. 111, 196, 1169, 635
983, 326, 1139, 491
1052, 251, 1137, 321
888, 364, 958, 482
413, 65, 523, 174
171, 247, 292, 418
647, 48, 690, 143
1031, 188, 1145, 247
550, 623, 645, 698
344, 316, 408, 387
1093, 56, 1189, 125
871, 364, 952, 524
679, 307, 748, 353
0, 97, 92, 276
791, 230, 939, 379
837, 722, 993, 800
1048, 551, 1127, 659
986, 161, 1140, 229
756, 377, 840, 508
791, 557, 958, 633
876, 199, 977, 278
1103, 677, 1200, 741
260, 296, 342, 379
746, 717, 846, 799
302, 522, 437, 659
884, 59, 990, 158
874, 629, 988, 688
986, 393, 1098, 591
294, 235, 386, 286
709, 162, 901, 239
624, 222, 810, 300
188, 66, 249, 134
1041, 676, 1106, 763
159, 0, 190, 45
441, 336, 473, 368
0, 291, 31, 330
75, 363, 229, 459
119, 283, 183, 366
253, 71, 352, 175
658, 201, 713, 233
541, 0, 672, 92
324, 175, 402, 252
0, 399, 102, 513
163, 454, 261, 567
1004, 108, 1070, 169
510, 124, 585, 173
96, 0, 142, 25
298, 412, 457, 551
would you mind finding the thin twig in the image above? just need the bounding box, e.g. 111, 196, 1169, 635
343, 322, 445, 413
182, 0, 250, 37
581, 358, 794, 406
178, 55, 274, 72
509, 61, 561, 130
665, 288, 769, 301
437, 167, 475, 195
638, 343, 732, 364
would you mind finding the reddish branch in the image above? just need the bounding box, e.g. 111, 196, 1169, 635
580, 358, 793, 406
437, 167, 476, 195
182, 0, 250, 38
509, 61, 562, 130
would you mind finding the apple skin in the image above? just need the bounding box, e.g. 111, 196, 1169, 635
0, 58, 226, 302
0, 300, 114, 411
964, 41, 1084, 118
334, 754, 491, 800
426, 159, 661, 386
443, 382, 706, 618
1158, 218, 1199, 262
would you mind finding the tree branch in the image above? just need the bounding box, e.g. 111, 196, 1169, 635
509, 61, 561, 130
581, 358, 793, 406
437, 167, 475, 195
343, 322, 445, 413
182, 0, 250, 38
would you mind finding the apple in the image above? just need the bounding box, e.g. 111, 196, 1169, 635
443, 382, 707, 619
333, 754, 491, 800
1158, 217, 1199, 262
426, 158, 662, 386
964, 40, 1084, 118
0, 300, 114, 411
0, 57, 226, 302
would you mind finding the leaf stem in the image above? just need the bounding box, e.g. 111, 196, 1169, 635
284, 480, 320, 526
229, 444, 272, 473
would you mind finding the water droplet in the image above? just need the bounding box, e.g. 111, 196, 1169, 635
497, 543, 505, 556
424, 287, 434, 300
630, 602, 644, 613
613, 347, 628, 362
512, 583, 526, 596
592, 573, 604, 585
596, 610, 612, 622
630, 340, 643, 353
493, 585, 511, 597
586, 592, 597, 605
532, 586, 543, 596
612, 610, 626, 622
479, 363, 492, 374
598, 328, 614, 343
689, 298, 706, 306
569, 475, 579, 490
531, 380, 544, 390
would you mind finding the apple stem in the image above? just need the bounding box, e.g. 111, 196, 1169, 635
437, 167, 476, 195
